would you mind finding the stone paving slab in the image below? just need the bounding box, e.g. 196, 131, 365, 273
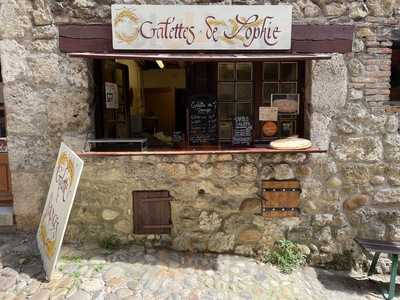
0, 233, 399, 300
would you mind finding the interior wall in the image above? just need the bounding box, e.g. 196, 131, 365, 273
143, 68, 186, 89
144, 88, 176, 135
117, 59, 144, 115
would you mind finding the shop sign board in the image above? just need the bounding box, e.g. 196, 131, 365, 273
112, 5, 292, 50
37, 143, 84, 281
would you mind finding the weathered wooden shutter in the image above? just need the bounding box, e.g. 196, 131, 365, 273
262, 180, 301, 218
132, 190, 172, 234
0, 153, 12, 204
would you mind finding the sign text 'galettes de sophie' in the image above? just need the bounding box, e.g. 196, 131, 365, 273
112, 5, 292, 50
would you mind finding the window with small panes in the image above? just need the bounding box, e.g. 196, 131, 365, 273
255, 61, 305, 144
217, 62, 254, 142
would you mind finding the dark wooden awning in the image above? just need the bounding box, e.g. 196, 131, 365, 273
67, 52, 332, 61
59, 24, 354, 57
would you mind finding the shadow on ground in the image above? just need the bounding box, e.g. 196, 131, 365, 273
2, 233, 398, 299
1, 232, 220, 282
0, 233, 46, 280
315, 267, 400, 299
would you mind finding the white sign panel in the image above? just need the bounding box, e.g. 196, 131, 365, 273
37, 143, 84, 281
112, 5, 292, 50
105, 82, 119, 109
259, 106, 278, 121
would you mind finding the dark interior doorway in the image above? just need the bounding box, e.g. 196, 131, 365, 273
390, 41, 400, 101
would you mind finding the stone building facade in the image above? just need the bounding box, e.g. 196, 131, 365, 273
1, 0, 400, 267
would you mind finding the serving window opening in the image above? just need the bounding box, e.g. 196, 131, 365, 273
390, 41, 400, 102
91, 59, 306, 152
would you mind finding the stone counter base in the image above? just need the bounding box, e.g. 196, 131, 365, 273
35, 152, 393, 268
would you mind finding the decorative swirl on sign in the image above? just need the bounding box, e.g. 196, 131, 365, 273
114, 9, 140, 44
57, 152, 74, 183
39, 223, 56, 257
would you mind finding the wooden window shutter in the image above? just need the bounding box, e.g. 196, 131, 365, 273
132, 190, 172, 234
262, 180, 301, 218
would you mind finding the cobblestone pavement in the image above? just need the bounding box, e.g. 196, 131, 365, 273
0, 234, 399, 300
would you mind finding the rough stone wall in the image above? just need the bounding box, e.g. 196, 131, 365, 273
67, 153, 309, 258
0, 0, 400, 268
0, 0, 93, 230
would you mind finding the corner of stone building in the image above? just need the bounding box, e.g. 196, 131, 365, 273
297, 12, 400, 267
0, 0, 94, 231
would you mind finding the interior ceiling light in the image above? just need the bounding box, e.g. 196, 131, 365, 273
156, 60, 164, 69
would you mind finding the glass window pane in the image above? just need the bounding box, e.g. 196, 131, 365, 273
218, 63, 235, 81
279, 119, 296, 137
237, 103, 252, 118
236, 82, 253, 101
279, 82, 297, 93
263, 63, 279, 81
236, 62, 252, 81
219, 102, 235, 120
280, 63, 297, 81
263, 82, 279, 104
218, 82, 235, 101
219, 121, 232, 140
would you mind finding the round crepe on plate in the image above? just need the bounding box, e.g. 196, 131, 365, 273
270, 137, 312, 150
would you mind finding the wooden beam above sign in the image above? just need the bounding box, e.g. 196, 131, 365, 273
58, 24, 354, 54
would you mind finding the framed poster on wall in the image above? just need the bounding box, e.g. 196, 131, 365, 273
271, 94, 300, 115
105, 82, 119, 109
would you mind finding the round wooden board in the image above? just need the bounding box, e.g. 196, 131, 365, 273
262, 121, 278, 137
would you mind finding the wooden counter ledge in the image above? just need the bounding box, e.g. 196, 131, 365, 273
77, 147, 326, 157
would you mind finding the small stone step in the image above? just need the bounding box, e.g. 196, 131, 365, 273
0, 206, 13, 226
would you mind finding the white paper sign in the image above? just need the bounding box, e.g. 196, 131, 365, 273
37, 143, 84, 280
112, 5, 292, 50
259, 106, 278, 121
105, 82, 119, 109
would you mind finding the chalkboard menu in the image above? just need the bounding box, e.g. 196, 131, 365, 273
189, 95, 217, 145
232, 116, 253, 146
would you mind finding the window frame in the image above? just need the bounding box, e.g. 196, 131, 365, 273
254, 61, 305, 143
217, 62, 254, 143
92, 59, 306, 151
